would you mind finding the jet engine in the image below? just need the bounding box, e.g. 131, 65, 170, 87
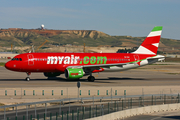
65, 68, 84, 79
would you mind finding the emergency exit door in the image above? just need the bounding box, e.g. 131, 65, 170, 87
27, 54, 34, 66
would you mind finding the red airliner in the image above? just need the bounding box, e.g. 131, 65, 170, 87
5, 26, 165, 82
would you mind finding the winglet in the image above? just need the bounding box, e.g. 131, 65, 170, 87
133, 26, 163, 55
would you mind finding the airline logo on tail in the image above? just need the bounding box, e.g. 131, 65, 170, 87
133, 26, 163, 55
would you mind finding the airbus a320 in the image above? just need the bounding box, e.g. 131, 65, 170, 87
5, 26, 165, 82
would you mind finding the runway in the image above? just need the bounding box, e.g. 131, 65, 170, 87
0, 62, 180, 87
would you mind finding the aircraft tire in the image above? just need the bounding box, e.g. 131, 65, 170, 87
88, 76, 95, 82
26, 77, 30, 81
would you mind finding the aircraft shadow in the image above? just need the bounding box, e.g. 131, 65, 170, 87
0, 78, 64, 81
99, 77, 147, 81
0, 77, 148, 82
163, 116, 180, 119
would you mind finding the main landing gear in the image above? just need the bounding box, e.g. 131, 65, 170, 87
88, 73, 95, 82
26, 72, 31, 81
88, 76, 95, 82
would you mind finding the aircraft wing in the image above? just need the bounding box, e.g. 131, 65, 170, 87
67, 63, 128, 69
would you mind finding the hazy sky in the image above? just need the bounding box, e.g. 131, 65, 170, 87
0, 0, 180, 39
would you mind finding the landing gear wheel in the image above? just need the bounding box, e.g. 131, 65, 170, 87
26, 77, 30, 81
88, 76, 95, 82
26, 72, 31, 81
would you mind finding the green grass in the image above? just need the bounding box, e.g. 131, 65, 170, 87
0, 63, 5, 67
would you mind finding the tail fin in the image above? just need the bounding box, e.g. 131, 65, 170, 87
133, 26, 163, 55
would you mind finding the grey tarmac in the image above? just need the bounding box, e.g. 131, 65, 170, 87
0, 62, 180, 87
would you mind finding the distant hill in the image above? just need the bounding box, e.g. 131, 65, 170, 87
0, 29, 122, 47
0, 28, 180, 54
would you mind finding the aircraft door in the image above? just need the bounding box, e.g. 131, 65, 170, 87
27, 54, 34, 66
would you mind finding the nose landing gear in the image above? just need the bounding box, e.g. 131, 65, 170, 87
26, 72, 31, 81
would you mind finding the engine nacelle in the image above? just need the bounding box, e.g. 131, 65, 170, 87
44, 72, 61, 77
65, 68, 84, 79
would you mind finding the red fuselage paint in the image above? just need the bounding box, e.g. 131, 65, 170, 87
5, 52, 154, 73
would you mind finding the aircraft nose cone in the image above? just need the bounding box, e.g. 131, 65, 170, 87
5, 61, 11, 70
5, 61, 14, 70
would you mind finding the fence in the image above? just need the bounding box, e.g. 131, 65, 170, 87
0, 88, 123, 99
1, 87, 179, 99
0, 94, 180, 120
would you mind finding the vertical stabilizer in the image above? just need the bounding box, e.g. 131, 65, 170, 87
133, 26, 163, 55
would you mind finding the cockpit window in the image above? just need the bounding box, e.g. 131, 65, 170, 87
11, 58, 22, 61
